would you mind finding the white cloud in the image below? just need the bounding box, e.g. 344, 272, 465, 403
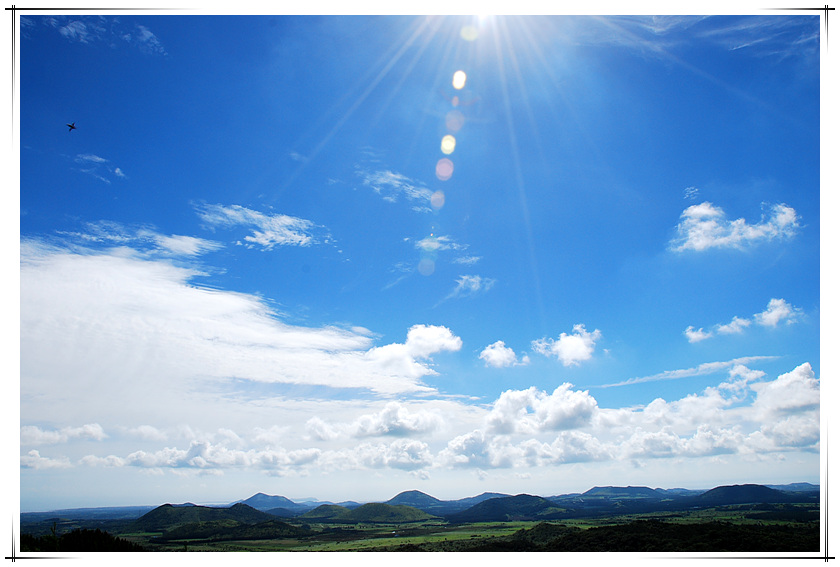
415, 235, 466, 252
59, 20, 92, 43
20, 450, 73, 470
599, 355, 777, 388
350, 402, 444, 437
357, 169, 432, 206
352, 439, 434, 471
684, 186, 699, 200
755, 298, 801, 327
20, 423, 107, 445
684, 298, 801, 343
716, 316, 751, 335
73, 154, 127, 184
670, 201, 799, 252
58, 221, 223, 257
453, 255, 481, 266
750, 362, 819, 417
532, 324, 601, 366
479, 341, 530, 368
20, 240, 464, 415
43, 16, 167, 55
485, 385, 598, 435
196, 203, 327, 250
443, 275, 496, 302
684, 325, 712, 343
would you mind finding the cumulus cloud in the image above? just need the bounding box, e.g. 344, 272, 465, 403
755, 298, 801, 327
750, 362, 819, 418
532, 324, 601, 366
306, 403, 445, 440
195, 203, 328, 250
56, 361, 818, 477
716, 316, 752, 335
485, 385, 598, 435
670, 201, 799, 252
684, 298, 801, 342
479, 341, 530, 368
21, 423, 107, 445
684, 326, 713, 343
20, 450, 73, 470
350, 402, 444, 437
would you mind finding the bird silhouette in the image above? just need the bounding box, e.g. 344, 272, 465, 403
66, 122, 76, 132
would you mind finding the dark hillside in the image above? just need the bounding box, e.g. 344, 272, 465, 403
446, 494, 565, 523
695, 484, 792, 505
238, 493, 304, 511
298, 504, 350, 521
131, 503, 273, 532
385, 490, 442, 508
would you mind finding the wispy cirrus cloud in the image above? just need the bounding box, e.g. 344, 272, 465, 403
195, 203, 329, 250
27, 16, 167, 55
443, 275, 496, 302
669, 201, 799, 252
356, 169, 433, 210
57, 220, 223, 257
73, 153, 127, 184
21, 238, 461, 406
599, 355, 778, 388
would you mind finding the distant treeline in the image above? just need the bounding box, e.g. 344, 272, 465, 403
387, 520, 820, 552
21, 528, 145, 552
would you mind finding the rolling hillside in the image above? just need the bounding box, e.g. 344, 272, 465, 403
446, 494, 566, 523
298, 502, 437, 524
131, 503, 273, 532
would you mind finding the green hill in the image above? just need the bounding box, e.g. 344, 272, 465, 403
447, 494, 566, 523
695, 484, 791, 505
347, 502, 436, 523
131, 502, 273, 532
298, 502, 435, 524
298, 504, 351, 521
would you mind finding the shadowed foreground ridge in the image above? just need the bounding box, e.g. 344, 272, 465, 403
21, 528, 145, 552
387, 520, 819, 552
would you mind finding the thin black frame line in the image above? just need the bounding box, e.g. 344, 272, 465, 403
7, 8, 828, 560
5, 525, 75, 561
4, 6, 181, 10
763, 5, 833, 46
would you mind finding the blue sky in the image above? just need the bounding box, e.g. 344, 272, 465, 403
15, 9, 826, 512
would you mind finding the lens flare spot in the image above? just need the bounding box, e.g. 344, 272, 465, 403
431, 190, 445, 209
452, 70, 467, 90
445, 110, 465, 132
441, 135, 456, 155
436, 158, 454, 181
418, 258, 435, 276
460, 26, 479, 41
